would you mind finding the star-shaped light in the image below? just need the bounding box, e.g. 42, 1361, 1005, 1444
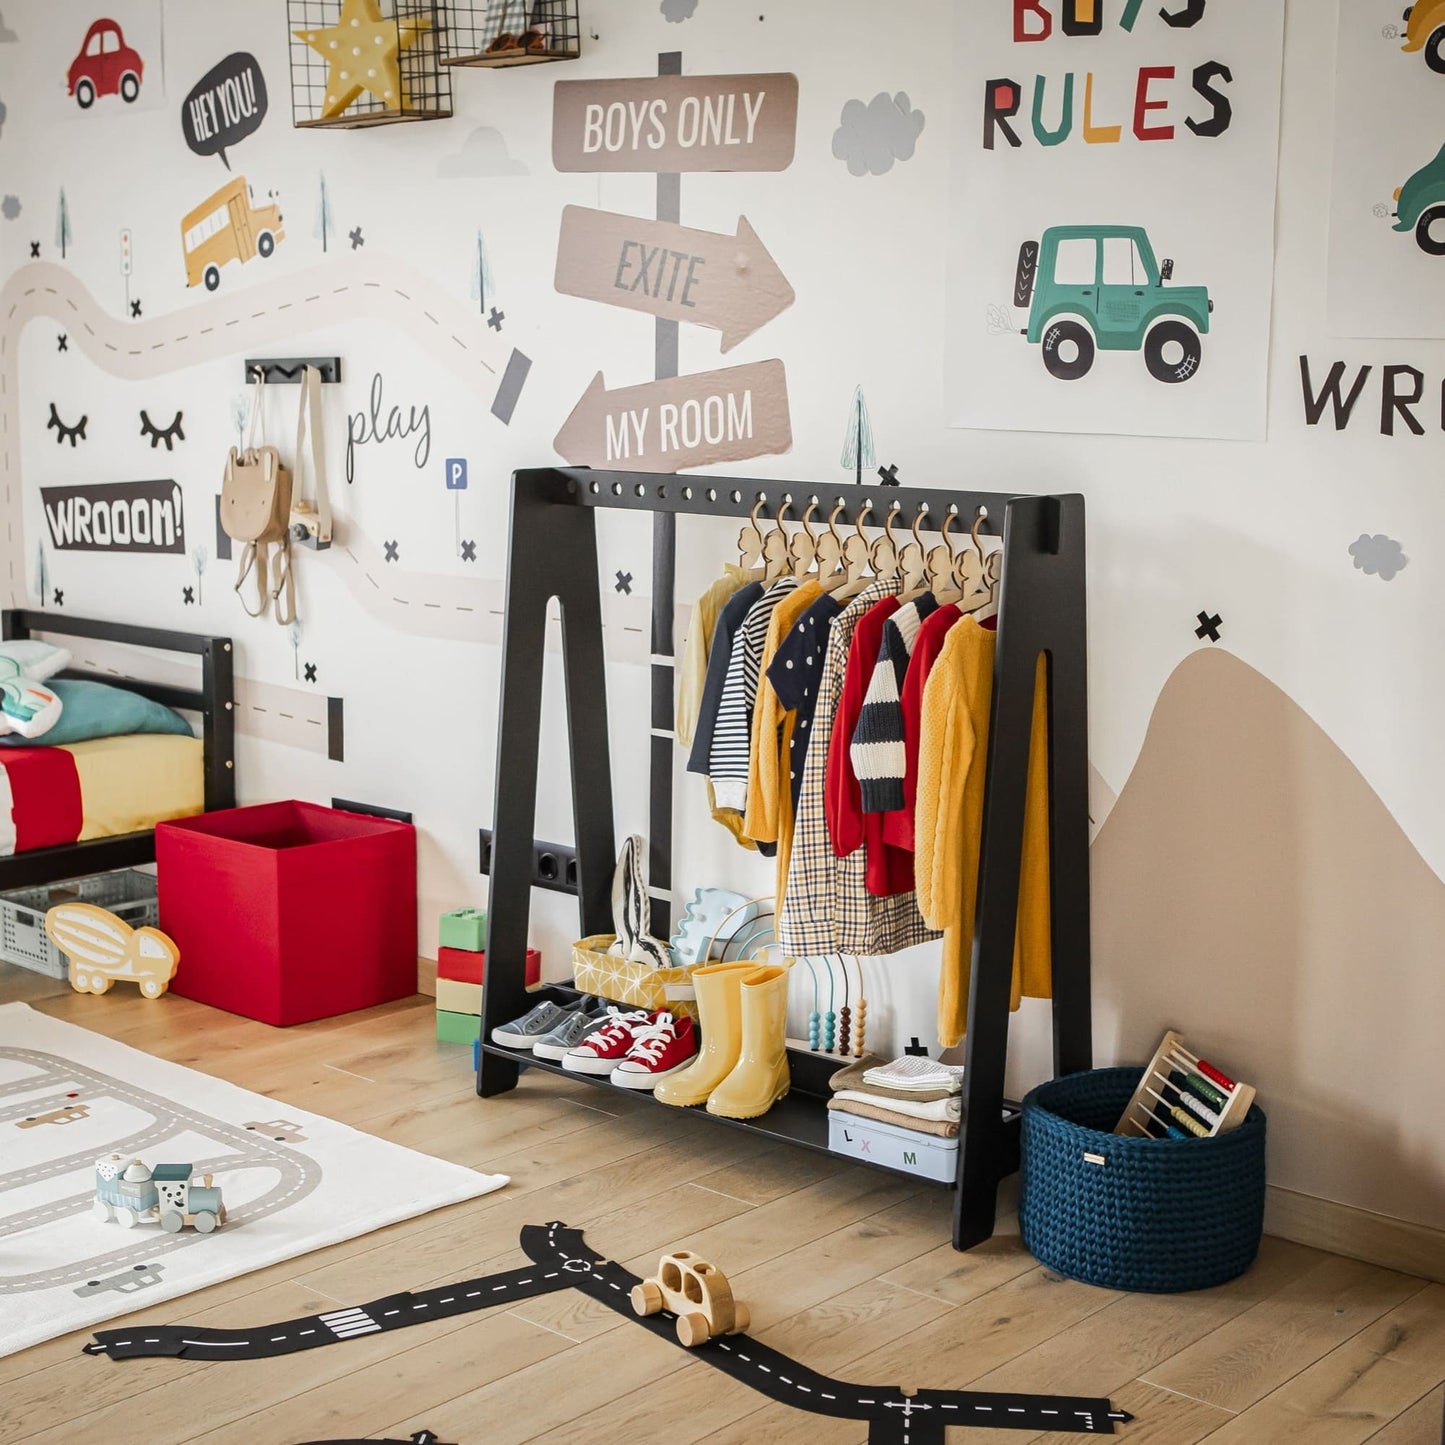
294, 0, 429, 121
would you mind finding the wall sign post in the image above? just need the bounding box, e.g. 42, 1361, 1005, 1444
548, 57, 799, 939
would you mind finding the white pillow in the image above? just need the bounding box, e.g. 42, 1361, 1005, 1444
0, 659, 62, 738
0, 640, 71, 680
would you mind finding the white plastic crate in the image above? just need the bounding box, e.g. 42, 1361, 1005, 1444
828, 1109, 959, 1183
0, 870, 159, 978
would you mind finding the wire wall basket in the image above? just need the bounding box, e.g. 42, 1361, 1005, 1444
442, 0, 581, 67
288, 0, 453, 129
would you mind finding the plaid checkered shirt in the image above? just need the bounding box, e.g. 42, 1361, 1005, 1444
778, 578, 940, 956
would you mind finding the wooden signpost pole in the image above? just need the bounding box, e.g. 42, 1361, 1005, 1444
651, 50, 682, 941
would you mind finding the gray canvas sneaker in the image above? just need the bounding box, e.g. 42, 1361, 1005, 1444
532, 998, 611, 1060
491, 999, 573, 1049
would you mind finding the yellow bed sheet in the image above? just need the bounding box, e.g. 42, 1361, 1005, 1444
62, 734, 205, 840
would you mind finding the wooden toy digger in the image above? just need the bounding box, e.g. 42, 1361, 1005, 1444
630, 1251, 750, 1347
45, 903, 180, 999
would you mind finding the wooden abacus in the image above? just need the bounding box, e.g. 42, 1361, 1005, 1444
1115, 1029, 1257, 1140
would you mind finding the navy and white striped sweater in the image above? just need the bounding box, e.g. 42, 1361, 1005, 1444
849, 594, 938, 813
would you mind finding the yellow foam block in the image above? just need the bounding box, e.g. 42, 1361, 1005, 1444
436, 978, 482, 1015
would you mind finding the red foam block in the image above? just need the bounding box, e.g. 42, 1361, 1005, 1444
438, 946, 540, 988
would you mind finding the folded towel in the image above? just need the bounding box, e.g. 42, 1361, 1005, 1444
828, 1097, 960, 1139
833, 1088, 960, 1123
828, 1054, 957, 1104
862, 1055, 965, 1094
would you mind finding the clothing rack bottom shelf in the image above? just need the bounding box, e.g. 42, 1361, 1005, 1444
478, 1038, 1022, 1192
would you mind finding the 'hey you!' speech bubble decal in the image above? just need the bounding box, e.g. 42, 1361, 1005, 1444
182, 53, 267, 169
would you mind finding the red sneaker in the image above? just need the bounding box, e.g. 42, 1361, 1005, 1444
611, 1013, 698, 1090
561, 1007, 653, 1074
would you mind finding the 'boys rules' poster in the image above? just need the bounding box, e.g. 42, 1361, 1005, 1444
946, 1, 1285, 440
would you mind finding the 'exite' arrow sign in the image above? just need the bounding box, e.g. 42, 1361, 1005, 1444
554, 361, 792, 473
554, 206, 794, 352
553, 73, 798, 173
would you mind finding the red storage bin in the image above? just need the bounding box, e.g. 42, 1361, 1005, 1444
157, 800, 418, 1026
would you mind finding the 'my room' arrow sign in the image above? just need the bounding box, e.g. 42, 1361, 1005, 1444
553, 360, 792, 472
555, 206, 794, 352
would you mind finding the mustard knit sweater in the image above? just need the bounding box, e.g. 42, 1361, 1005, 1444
915, 617, 1051, 1048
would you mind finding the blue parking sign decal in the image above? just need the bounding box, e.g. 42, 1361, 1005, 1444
445, 458, 468, 491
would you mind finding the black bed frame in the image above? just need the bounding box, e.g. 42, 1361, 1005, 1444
0, 610, 235, 890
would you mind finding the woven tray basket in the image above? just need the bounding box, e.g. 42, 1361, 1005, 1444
1019, 1067, 1266, 1293
571, 933, 700, 1022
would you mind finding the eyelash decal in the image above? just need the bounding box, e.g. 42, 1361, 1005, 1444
47, 402, 88, 447
140, 409, 185, 451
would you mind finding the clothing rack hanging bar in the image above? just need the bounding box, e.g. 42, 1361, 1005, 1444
478, 466, 1091, 1254
553, 466, 1024, 534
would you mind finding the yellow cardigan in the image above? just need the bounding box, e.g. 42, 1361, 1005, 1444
915, 617, 1051, 1048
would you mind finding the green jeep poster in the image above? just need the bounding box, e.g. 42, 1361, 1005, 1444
945, 0, 1285, 440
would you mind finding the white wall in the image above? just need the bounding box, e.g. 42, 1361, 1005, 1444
2, 0, 1440, 1230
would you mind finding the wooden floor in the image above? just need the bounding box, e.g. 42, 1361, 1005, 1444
3, 966, 1443, 1445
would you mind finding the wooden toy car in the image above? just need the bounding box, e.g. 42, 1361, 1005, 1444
45, 903, 180, 998
630, 1251, 750, 1347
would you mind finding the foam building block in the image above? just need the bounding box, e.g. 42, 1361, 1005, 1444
436, 978, 482, 1015
436, 1009, 480, 1045
439, 907, 487, 952
437, 946, 540, 988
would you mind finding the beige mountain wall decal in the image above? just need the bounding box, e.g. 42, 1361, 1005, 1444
1092, 648, 1445, 1229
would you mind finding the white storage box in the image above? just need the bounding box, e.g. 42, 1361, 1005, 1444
828, 1108, 958, 1183
0, 870, 159, 978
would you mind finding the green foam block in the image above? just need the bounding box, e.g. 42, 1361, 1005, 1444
436, 1008, 481, 1045
439, 907, 487, 952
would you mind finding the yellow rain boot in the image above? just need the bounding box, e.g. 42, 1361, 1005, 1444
654, 961, 757, 1108
707, 964, 790, 1120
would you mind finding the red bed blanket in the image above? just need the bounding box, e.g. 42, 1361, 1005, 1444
0, 748, 83, 855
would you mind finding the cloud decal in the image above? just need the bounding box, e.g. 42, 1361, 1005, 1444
1348, 533, 1408, 581
438, 126, 528, 179
832, 92, 926, 177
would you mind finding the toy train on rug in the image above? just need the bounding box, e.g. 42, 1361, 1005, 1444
92, 1154, 227, 1234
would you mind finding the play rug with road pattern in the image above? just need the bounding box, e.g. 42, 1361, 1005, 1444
0, 1001, 507, 1358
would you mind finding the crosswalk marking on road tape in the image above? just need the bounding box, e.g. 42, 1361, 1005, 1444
320, 1308, 380, 1338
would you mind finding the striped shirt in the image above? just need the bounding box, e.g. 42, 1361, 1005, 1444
709, 577, 798, 812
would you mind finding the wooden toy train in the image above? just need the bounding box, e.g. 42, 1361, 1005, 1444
92, 1154, 227, 1234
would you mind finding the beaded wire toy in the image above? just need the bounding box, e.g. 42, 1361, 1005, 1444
1115, 1029, 1257, 1139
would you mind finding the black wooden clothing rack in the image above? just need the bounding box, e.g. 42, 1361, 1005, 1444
477, 467, 1092, 1252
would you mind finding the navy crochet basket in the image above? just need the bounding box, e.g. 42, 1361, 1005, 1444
1019, 1067, 1266, 1293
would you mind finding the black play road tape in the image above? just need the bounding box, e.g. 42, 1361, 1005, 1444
86, 1223, 1133, 1439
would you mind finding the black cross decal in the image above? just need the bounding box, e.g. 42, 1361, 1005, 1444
349, 226, 365, 250
488, 307, 505, 332
182, 585, 195, 605
615, 570, 632, 595
1194, 610, 1223, 642
903, 1036, 930, 1056
877, 463, 900, 485
29, 241, 39, 258
52, 588, 63, 607
57, 334, 68, 352
130, 299, 143, 319
383, 540, 399, 563
460, 539, 477, 562
303, 662, 317, 684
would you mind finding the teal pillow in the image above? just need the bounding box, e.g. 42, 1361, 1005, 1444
0, 679, 193, 747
